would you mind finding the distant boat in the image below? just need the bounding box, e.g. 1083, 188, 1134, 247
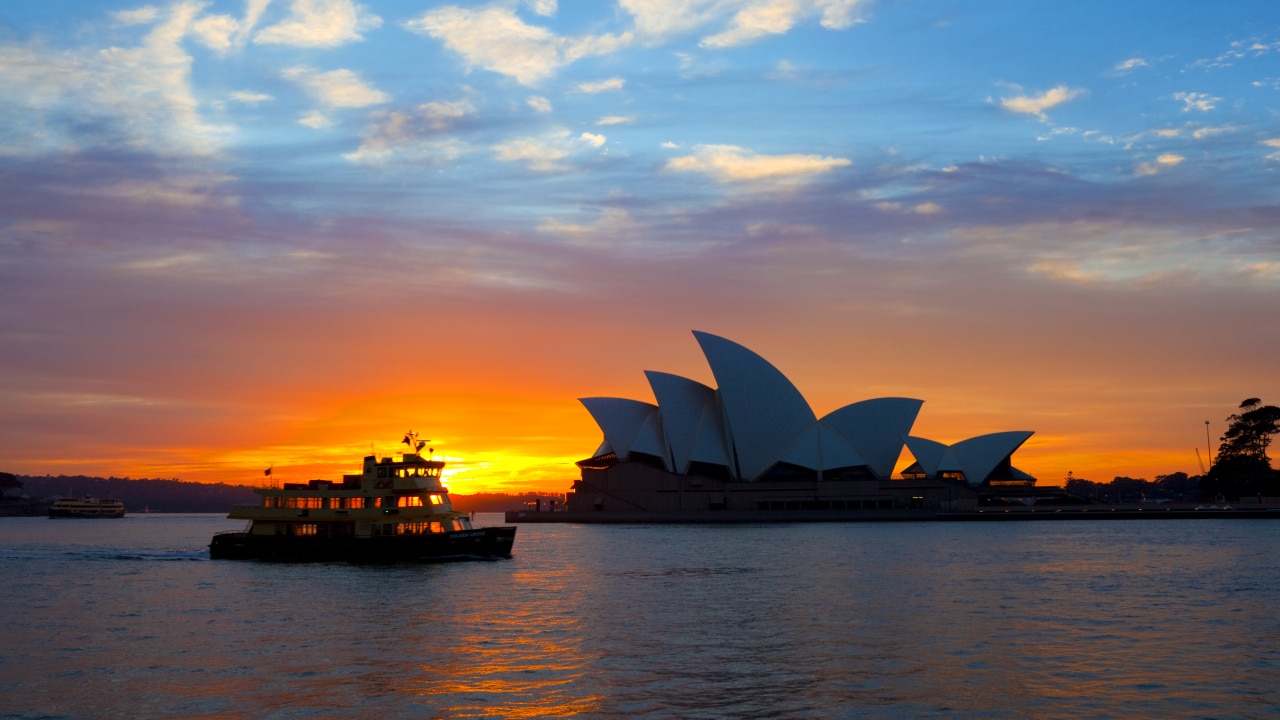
48, 496, 126, 519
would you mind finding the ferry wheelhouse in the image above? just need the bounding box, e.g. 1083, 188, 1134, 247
210, 448, 516, 561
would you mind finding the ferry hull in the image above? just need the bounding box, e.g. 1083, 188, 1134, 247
209, 526, 517, 562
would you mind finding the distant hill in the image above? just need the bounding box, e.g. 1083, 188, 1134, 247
10, 474, 562, 514
18, 475, 260, 513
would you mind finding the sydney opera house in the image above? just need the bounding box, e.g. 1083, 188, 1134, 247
560, 331, 1041, 520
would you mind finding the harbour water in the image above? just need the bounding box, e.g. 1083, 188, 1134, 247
2, 514, 1278, 719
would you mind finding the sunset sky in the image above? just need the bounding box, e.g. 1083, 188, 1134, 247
3, 0, 1279, 494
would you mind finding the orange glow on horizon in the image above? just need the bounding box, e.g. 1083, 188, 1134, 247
3, 331, 1258, 494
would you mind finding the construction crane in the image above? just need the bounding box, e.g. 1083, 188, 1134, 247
1195, 448, 1207, 475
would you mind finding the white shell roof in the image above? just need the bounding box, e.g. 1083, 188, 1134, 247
820, 397, 923, 479
904, 431, 1034, 487
645, 371, 719, 474
951, 431, 1033, 487
902, 436, 950, 477
579, 397, 671, 470
578, 330, 1034, 484
694, 331, 816, 481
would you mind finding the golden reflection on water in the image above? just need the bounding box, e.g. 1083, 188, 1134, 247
410, 565, 604, 718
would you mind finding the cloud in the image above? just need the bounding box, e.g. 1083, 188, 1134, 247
664, 144, 850, 187
298, 111, 334, 129
525, 0, 558, 16
538, 207, 638, 237
958, 221, 1280, 287
282, 66, 389, 108
1263, 138, 1280, 162
576, 77, 625, 93
94, 173, 240, 209
255, 0, 382, 48
1134, 153, 1184, 177
344, 100, 476, 164
998, 85, 1084, 120
1191, 125, 1231, 139
191, 0, 273, 51
192, 13, 240, 51
621, 0, 868, 48
875, 200, 942, 215
492, 129, 605, 171
597, 115, 634, 125
1173, 92, 1219, 113
406, 6, 631, 85
528, 96, 553, 112
1113, 57, 1148, 73
0, 1, 228, 157
230, 90, 273, 103
111, 6, 162, 25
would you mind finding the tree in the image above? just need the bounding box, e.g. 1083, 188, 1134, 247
1203, 398, 1280, 500
1218, 398, 1280, 465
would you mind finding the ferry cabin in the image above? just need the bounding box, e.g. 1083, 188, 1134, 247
229, 453, 473, 539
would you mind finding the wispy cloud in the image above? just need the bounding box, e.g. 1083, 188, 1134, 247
596, 115, 634, 125
528, 96, 553, 112
1113, 57, 1148, 73
699, 0, 869, 48
0, 1, 228, 157
618, 0, 868, 48
998, 85, 1084, 120
538, 207, 638, 238
492, 129, 606, 171
230, 90, 273, 103
282, 66, 389, 108
406, 6, 631, 85
1135, 152, 1184, 177
1173, 92, 1219, 113
576, 77, 625, 93
665, 144, 850, 187
345, 100, 476, 164
1263, 138, 1280, 162
962, 221, 1280, 287
255, 0, 382, 48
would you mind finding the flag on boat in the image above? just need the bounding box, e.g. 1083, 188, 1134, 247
264, 466, 272, 476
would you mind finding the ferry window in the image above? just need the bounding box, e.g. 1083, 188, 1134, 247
428, 494, 443, 505
294, 524, 317, 536
429, 521, 443, 533
377, 467, 387, 479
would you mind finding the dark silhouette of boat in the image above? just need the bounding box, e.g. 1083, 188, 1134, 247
210, 438, 515, 561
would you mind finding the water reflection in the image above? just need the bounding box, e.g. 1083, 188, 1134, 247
2, 516, 1279, 718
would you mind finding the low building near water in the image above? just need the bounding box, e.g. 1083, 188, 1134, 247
526, 331, 1046, 523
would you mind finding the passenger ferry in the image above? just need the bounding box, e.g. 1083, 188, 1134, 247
48, 496, 126, 518
210, 443, 516, 562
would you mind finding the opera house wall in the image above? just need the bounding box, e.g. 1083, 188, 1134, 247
562, 331, 1036, 519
